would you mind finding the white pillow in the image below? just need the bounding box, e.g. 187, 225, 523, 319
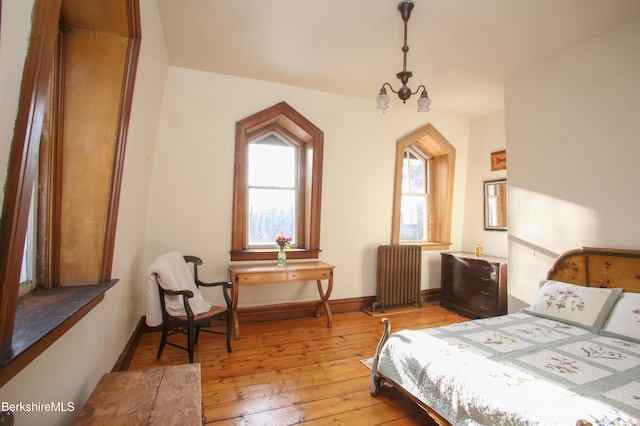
524, 280, 623, 332
600, 292, 640, 342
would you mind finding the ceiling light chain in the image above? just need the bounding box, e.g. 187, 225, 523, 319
376, 0, 431, 113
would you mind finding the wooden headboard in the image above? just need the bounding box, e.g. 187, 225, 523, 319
547, 247, 640, 293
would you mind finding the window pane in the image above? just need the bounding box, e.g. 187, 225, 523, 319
409, 155, 425, 193
20, 182, 36, 285
401, 155, 410, 192
248, 139, 295, 188
401, 151, 425, 193
399, 195, 426, 241
248, 188, 296, 246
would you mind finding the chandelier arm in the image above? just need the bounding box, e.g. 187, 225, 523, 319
381, 82, 400, 95
411, 84, 427, 96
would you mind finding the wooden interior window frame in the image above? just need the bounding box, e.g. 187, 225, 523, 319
0, 0, 140, 386
231, 102, 324, 261
391, 124, 455, 249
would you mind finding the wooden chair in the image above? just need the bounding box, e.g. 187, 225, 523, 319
155, 255, 232, 362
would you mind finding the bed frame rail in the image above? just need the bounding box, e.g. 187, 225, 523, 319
370, 317, 390, 397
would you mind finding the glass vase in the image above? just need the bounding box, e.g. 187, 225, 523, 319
277, 247, 287, 267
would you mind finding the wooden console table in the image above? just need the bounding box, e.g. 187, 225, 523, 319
74, 364, 202, 425
228, 261, 334, 339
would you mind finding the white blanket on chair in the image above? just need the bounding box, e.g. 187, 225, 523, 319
145, 251, 213, 327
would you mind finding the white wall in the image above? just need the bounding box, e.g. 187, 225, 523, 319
145, 67, 471, 307
0, 1, 168, 424
505, 17, 640, 311
462, 111, 508, 258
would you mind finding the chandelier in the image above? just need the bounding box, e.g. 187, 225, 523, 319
376, 0, 431, 112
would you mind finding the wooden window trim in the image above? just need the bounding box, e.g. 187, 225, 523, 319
0, 0, 61, 350
391, 124, 455, 249
0, 280, 117, 388
0, 0, 140, 385
231, 102, 324, 261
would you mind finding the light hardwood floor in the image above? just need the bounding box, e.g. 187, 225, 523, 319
126, 301, 467, 425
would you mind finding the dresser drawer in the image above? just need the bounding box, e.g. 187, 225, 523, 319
467, 284, 499, 316
451, 278, 497, 297
454, 258, 498, 281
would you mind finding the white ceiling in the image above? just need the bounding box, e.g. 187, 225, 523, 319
157, 0, 640, 119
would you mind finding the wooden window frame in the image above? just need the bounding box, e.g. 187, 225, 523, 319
391, 124, 455, 250
0, 0, 140, 386
231, 102, 324, 261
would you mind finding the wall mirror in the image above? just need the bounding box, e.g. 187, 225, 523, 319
484, 179, 507, 231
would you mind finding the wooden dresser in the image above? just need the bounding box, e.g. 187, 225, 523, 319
440, 252, 507, 318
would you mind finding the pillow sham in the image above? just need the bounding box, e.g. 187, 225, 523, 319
599, 292, 640, 342
523, 280, 622, 332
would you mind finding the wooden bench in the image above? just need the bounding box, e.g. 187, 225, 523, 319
74, 363, 202, 425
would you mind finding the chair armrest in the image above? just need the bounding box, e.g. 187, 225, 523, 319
195, 281, 233, 309
158, 286, 196, 318
162, 288, 195, 298
196, 280, 232, 289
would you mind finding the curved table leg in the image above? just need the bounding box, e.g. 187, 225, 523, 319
231, 279, 240, 339
315, 273, 333, 328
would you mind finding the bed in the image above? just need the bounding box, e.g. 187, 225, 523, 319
370, 247, 640, 426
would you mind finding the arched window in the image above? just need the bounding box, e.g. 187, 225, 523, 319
231, 103, 324, 261
392, 124, 455, 249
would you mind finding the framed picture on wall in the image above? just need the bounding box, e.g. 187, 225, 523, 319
491, 150, 506, 171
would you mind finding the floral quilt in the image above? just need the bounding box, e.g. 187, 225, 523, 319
377, 312, 640, 425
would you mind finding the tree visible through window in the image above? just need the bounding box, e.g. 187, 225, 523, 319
247, 135, 297, 248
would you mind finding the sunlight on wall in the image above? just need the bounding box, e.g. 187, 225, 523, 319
507, 185, 598, 310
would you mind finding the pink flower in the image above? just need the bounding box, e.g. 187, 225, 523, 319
275, 235, 292, 249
